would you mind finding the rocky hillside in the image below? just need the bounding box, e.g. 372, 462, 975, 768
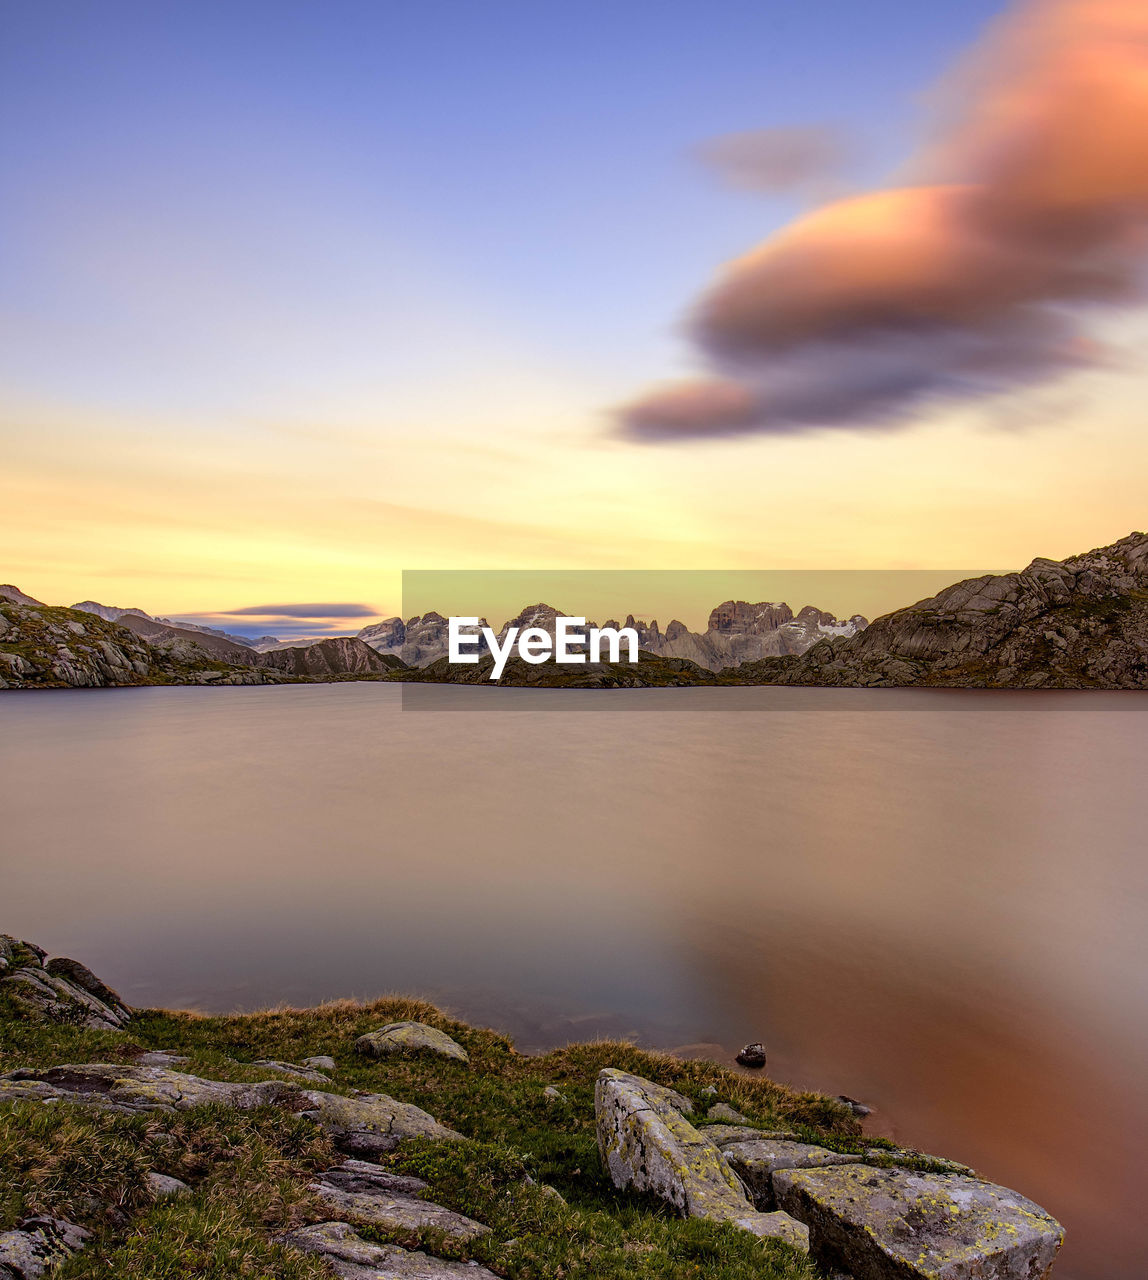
0, 594, 283, 690
114, 613, 263, 664
0, 935, 1064, 1280
0, 592, 411, 689
736, 531, 1148, 689
259, 637, 406, 678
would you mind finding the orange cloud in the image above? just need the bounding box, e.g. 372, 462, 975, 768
620, 0, 1148, 439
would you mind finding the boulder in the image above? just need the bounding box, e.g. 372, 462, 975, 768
311, 1181, 489, 1242
283, 1221, 500, 1279
722, 1139, 862, 1209
355, 1022, 469, 1063
736, 1043, 767, 1068
0, 1217, 90, 1279
299, 1089, 464, 1155
774, 1165, 1064, 1280
706, 1102, 749, 1124
303, 1055, 337, 1072
595, 1069, 807, 1250
146, 1172, 191, 1197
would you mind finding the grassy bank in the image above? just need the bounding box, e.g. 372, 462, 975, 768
0, 992, 866, 1279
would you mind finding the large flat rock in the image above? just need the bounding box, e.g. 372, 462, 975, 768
0, 1063, 296, 1114
300, 1089, 464, 1154
284, 1221, 500, 1279
595, 1068, 807, 1250
774, 1165, 1064, 1280
0, 1065, 462, 1157
311, 1182, 488, 1241
723, 1139, 862, 1209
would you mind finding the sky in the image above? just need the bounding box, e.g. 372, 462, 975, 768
2, 0, 1146, 639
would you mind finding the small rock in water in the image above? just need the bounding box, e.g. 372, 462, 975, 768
836, 1095, 872, 1117
736, 1043, 767, 1069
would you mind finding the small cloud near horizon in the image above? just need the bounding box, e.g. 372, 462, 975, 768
169, 603, 384, 643
619, 0, 1148, 441
219, 602, 378, 619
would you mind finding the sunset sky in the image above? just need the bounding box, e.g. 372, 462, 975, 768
3, 1, 1146, 638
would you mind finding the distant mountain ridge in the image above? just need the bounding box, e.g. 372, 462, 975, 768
357, 600, 867, 671
70, 600, 275, 649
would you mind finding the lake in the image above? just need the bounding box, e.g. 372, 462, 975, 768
1, 683, 1144, 1278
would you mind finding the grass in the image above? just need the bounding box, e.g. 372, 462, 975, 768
1, 992, 861, 1278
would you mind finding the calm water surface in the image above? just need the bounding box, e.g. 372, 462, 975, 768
1, 684, 1145, 1278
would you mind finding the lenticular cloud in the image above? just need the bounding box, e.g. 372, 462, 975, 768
620, 0, 1148, 440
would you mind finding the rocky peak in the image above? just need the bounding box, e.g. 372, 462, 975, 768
708, 601, 795, 634
0, 585, 44, 606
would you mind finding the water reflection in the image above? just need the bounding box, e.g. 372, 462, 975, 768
0, 683, 1144, 1279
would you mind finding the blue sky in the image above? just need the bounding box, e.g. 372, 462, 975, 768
1, 0, 1004, 418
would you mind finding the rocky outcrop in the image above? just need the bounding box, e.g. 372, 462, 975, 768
355, 1021, 470, 1063
594, 1069, 810, 1249
749, 531, 1148, 689
774, 1165, 1064, 1280
284, 1221, 500, 1279
596, 1069, 1065, 1277
357, 616, 406, 653
0, 1216, 90, 1280
0, 1062, 462, 1156
113, 613, 260, 665
0, 938, 130, 1030
257, 636, 402, 677
0, 1063, 298, 1113
0, 596, 284, 690
297, 1088, 464, 1155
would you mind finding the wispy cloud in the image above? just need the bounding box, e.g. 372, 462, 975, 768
620, 0, 1148, 440
219, 603, 378, 619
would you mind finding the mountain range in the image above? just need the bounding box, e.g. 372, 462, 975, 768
2, 531, 1146, 689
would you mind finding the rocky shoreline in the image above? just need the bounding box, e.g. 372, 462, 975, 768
1, 935, 1065, 1280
